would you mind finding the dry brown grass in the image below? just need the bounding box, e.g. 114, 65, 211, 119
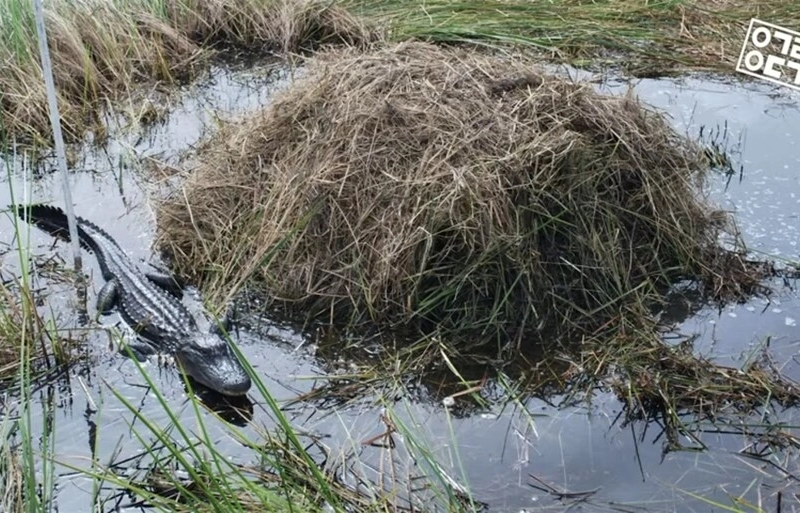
0, 0, 374, 145
0, 441, 22, 513
0, 285, 36, 377
5, 0, 798, 145
156, 41, 760, 345
0, 280, 69, 382
163, 0, 374, 53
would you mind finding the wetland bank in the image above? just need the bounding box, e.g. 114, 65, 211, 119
2, 1, 800, 512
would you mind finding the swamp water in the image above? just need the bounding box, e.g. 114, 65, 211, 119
1, 62, 799, 512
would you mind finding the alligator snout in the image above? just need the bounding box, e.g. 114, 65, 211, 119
176, 334, 251, 396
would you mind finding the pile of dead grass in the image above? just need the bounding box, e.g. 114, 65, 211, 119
0, 0, 373, 144
157, 41, 759, 343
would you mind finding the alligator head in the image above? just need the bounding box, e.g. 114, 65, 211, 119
175, 333, 251, 396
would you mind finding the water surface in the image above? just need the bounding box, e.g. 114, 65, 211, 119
1, 63, 799, 512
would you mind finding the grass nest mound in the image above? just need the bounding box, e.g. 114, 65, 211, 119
157, 41, 755, 342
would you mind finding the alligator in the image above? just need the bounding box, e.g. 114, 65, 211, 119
13, 204, 252, 396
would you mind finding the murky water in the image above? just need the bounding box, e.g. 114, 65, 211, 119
1, 61, 800, 512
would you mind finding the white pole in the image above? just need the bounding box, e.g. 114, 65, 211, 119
32, 0, 86, 318
31, 0, 82, 271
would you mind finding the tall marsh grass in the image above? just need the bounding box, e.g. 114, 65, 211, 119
57, 329, 480, 512
0, 0, 372, 145
0, 196, 60, 513
5, 0, 799, 144
0, 164, 76, 382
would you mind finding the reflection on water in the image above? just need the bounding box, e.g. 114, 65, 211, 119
189, 381, 255, 426
1, 62, 799, 512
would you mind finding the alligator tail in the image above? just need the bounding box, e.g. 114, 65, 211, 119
12, 204, 96, 252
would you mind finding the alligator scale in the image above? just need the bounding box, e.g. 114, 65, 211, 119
14, 204, 251, 396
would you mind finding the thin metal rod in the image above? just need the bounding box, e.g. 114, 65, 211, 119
32, 0, 81, 270
32, 0, 87, 318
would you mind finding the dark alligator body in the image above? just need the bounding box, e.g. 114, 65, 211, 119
13, 204, 251, 396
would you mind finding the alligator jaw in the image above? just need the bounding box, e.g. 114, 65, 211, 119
175, 333, 251, 396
